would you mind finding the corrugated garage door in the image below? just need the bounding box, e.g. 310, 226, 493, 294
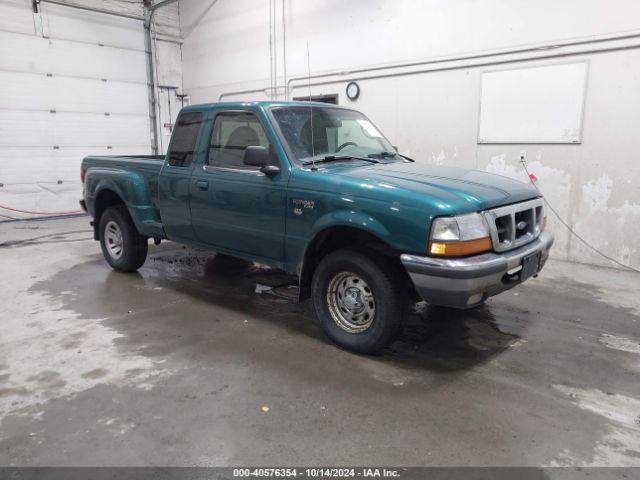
0, 0, 151, 219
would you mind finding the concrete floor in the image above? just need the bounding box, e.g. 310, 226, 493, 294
0, 216, 639, 467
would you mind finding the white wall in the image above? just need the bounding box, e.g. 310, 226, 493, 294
179, 0, 640, 270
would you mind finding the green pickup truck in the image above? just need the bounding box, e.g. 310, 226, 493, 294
81, 101, 553, 353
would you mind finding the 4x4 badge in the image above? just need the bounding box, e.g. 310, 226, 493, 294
293, 199, 315, 210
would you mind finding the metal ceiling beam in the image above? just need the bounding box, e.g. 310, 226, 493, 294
35, 0, 144, 21
144, 0, 180, 154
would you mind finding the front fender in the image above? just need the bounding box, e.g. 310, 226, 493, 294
290, 210, 395, 301
310, 209, 393, 245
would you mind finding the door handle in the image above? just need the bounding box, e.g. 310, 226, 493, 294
195, 180, 209, 191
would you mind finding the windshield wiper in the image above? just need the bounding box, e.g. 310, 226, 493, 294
302, 155, 380, 166
367, 151, 397, 159
367, 151, 414, 162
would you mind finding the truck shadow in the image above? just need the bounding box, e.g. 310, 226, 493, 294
32, 245, 529, 374
195, 252, 525, 372
151, 247, 527, 372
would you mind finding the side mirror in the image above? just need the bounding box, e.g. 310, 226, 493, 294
260, 165, 280, 176
243, 145, 268, 167
243, 146, 280, 177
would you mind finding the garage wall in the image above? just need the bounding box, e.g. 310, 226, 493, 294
179, 0, 640, 270
0, 0, 183, 219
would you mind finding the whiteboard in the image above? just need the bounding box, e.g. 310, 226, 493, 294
478, 62, 587, 143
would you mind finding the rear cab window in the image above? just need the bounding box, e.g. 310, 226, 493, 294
167, 112, 203, 167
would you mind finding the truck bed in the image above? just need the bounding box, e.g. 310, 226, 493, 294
82, 154, 166, 217
83, 155, 164, 176
83, 154, 165, 165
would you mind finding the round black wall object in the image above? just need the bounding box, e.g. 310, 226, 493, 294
346, 81, 360, 101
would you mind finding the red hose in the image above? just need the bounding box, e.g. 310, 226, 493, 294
0, 204, 83, 215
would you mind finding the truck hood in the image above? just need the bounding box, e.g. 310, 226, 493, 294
314, 160, 539, 213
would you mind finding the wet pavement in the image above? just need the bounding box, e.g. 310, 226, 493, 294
0, 217, 639, 466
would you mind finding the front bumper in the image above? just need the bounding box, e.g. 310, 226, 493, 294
400, 231, 554, 308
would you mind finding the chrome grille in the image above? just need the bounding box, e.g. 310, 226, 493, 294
483, 198, 545, 252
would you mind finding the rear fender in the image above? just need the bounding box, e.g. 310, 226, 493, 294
86, 169, 162, 238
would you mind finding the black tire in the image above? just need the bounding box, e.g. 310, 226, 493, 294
99, 205, 148, 272
311, 249, 408, 354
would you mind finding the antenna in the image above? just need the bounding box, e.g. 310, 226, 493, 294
307, 42, 316, 170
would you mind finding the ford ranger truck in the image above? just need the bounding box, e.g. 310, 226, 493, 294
80, 101, 553, 354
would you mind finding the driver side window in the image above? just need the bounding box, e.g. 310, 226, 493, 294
208, 112, 270, 170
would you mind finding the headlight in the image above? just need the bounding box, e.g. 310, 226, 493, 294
429, 213, 492, 256
430, 217, 460, 241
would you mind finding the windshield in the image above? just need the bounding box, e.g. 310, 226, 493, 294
270, 106, 397, 164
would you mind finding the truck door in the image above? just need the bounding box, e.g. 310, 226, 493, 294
189, 109, 288, 261
157, 111, 204, 242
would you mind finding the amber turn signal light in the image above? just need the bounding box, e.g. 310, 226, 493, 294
428, 237, 493, 256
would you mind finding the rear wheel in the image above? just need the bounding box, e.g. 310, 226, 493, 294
99, 205, 148, 272
312, 249, 408, 354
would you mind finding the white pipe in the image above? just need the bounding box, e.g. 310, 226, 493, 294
217, 30, 640, 100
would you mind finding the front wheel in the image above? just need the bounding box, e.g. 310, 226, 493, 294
99, 205, 148, 272
311, 249, 408, 354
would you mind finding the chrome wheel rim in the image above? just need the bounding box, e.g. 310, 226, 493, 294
104, 220, 124, 259
326, 272, 375, 333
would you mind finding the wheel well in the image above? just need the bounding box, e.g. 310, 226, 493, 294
93, 189, 125, 240
298, 226, 411, 301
